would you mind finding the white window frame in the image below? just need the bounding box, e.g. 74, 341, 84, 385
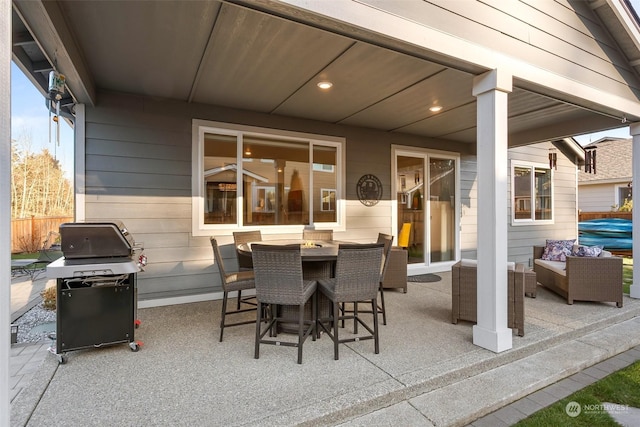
511, 161, 554, 225
192, 119, 345, 236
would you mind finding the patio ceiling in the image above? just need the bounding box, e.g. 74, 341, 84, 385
11, 0, 638, 147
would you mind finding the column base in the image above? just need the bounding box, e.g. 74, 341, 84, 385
473, 324, 512, 353
630, 284, 640, 299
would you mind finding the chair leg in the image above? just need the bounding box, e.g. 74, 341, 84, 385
297, 304, 304, 364
379, 284, 387, 325
312, 292, 317, 342
219, 291, 228, 342
237, 290, 242, 311
354, 301, 359, 334
333, 302, 340, 360
372, 298, 379, 354
254, 301, 262, 359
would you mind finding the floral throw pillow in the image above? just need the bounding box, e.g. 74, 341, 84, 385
541, 239, 576, 262
571, 244, 604, 258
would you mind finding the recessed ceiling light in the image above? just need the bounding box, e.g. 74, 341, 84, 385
429, 105, 443, 112
317, 81, 333, 90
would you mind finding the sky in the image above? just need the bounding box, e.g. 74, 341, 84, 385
11, 62, 74, 178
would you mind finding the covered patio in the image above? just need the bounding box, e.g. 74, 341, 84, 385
11, 275, 640, 426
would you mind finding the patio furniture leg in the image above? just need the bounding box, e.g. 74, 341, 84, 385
298, 304, 304, 364
372, 298, 379, 354
333, 302, 339, 360
255, 301, 263, 359
312, 292, 317, 342
220, 291, 229, 342
237, 290, 242, 310
379, 285, 386, 325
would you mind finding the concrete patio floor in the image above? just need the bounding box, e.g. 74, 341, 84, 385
10, 271, 640, 426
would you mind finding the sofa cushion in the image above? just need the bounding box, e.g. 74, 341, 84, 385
534, 259, 567, 276
541, 239, 575, 262
571, 244, 604, 258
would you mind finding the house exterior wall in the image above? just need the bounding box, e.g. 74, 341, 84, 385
84, 91, 469, 300
83, 91, 580, 302
579, 182, 622, 212
459, 142, 579, 268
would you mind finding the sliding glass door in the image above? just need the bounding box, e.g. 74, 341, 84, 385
394, 148, 459, 272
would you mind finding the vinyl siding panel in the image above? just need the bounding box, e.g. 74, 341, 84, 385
579, 183, 617, 211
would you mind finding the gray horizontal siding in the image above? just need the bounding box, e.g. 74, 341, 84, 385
84, 91, 579, 301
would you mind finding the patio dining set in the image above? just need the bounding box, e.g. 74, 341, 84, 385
213, 232, 626, 364
212, 229, 396, 364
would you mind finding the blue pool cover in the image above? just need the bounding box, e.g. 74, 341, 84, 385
578, 218, 632, 250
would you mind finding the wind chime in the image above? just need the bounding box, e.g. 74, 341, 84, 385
584, 146, 597, 174
48, 70, 65, 146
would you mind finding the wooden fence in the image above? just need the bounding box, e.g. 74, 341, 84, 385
11, 216, 74, 253
578, 211, 632, 222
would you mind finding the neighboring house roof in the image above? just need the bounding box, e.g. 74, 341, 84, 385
578, 137, 632, 183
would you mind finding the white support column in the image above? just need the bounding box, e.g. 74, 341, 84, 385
471, 69, 513, 353
1, 0, 11, 423
629, 123, 640, 299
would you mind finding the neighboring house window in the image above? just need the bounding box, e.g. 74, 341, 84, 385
512, 163, 553, 223
320, 188, 336, 212
193, 120, 343, 234
617, 185, 633, 207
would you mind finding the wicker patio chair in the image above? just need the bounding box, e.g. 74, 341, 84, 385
233, 230, 262, 270
344, 233, 393, 330
317, 243, 384, 360
252, 244, 317, 364
451, 259, 525, 336
302, 229, 333, 241
211, 238, 257, 342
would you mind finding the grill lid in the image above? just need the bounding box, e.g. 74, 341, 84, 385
60, 221, 134, 259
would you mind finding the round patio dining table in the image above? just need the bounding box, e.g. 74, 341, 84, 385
236, 239, 346, 264
236, 239, 350, 333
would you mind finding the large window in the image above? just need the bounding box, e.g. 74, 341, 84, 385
193, 120, 343, 234
512, 163, 553, 223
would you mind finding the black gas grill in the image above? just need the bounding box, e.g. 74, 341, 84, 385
47, 221, 144, 364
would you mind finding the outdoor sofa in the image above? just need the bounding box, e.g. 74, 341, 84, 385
533, 243, 623, 307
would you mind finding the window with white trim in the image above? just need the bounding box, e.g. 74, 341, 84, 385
512, 163, 553, 223
193, 121, 343, 233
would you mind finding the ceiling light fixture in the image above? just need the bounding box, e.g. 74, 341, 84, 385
317, 81, 333, 90
429, 105, 443, 112
244, 147, 251, 156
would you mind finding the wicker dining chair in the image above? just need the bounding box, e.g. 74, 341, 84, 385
343, 233, 393, 331
233, 230, 262, 270
252, 244, 317, 364
302, 229, 333, 241
317, 243, 384, 360
211, 238, 257, 342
